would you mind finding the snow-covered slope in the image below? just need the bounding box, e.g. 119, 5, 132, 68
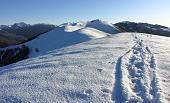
0, 33, 170, 103
86, 19, 120, 34
21, 20, 120, 57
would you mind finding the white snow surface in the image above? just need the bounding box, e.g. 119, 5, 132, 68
0, 33, 170, 103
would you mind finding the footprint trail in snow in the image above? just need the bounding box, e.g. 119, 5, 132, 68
112, 34, 163, 103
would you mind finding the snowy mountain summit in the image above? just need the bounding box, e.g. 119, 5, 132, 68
0, 20, 170, 103
11, 22, 30, 29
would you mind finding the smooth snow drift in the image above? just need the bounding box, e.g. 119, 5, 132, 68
0, 33, 170, 103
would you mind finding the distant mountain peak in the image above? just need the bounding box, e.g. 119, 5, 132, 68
0, 25, 9, 29
11, 22, 30, 28
121, 21, 132, 24
90, 19, 101, 22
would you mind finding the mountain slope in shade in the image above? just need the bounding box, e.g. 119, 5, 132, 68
0, 30, 27, 47
115, 21, 170, 37
0, 23, 56, 47
0, 33, 169, 102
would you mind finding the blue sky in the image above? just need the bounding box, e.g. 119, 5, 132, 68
0, 0, 170, 26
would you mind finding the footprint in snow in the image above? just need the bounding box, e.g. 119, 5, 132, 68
101, 88, 112, 94
97, 69, 103, 72
83, 89, 93, 96
101, 88, 112, 99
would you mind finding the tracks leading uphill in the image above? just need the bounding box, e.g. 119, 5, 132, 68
112, 34, 163, 103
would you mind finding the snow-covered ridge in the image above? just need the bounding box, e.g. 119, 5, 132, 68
86, 19, 120, 34
0, 20, 120, 58
64, 21, 86, 32
21, 20, 120, 57
63, 19, 120, 33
